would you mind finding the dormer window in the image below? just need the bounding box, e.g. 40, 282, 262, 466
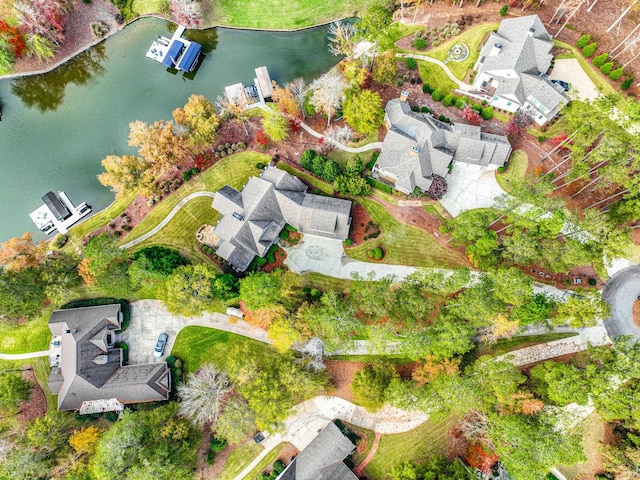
411, 146, 421, 154
232, 212, 244, 221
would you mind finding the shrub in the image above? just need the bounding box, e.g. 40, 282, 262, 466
365, 176, 393, 194
273, 460, 286, 475
225, 143, 231, 149
90, 21, 109, 38
256, 162, 265, 169
499, 4, 508, 16
537, 135, 547, 143
588, 278, 597, 286
405, 57, 417, 70
411, 105, 419, 112
412, 37, 427, 50
236, 142, 246, 150
592, 52, 608, 67
600, 62, 614, 75
621, 77, 633, 90
582, 42, 597, 57
422, 83, 433, 94
431, 88, 445, 102
421, 106, 430, 113
438, 114, 446, 122
480, 106, 494, 120
343, 238, 353, 246
455, 96, 468, 109
54, 234, 68, 249
220, 150, 226, 157
442, 93, 455, 107
576, 34, 591, 48
609, 67, 624, 80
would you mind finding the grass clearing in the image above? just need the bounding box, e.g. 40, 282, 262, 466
418, 61, 457, 92
495, 149, 528, 194
132, 0, 167, 14
218, 441, 263, 480
365, 415, 457, 479
347, 198, 468, 268
208, 0, 374, 30
473, 332, 579, 358
241, 442, 285, 479
0, 309, 52, 354
170, 326, 275, 374
121, 152, 268, 260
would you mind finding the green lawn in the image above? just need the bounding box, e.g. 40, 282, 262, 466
347, 198, 469, 268
299, 272, 353, 292
170, 326, 276, 374
495, 149, 528, 194
121, 152, 268, 260
473, 333, 579, 358
418, 61, 457, 92
132, 0, 167, 14
364, 415, 458, 480
0, 309, 52, 354
207, 0, 374, 29
241, 442, 286, 479
218, 441, 263, 480
378, 22, 423, 51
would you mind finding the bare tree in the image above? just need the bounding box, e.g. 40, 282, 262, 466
215, 94, 250, 135
324, 124, 354, 145
177, 364, 233, 428
288, 77, 307, 118
327, 21, 356, 57
556, 0, 587, 35
309, 70, 348, 127
611, 23, 640, 55
606, 0, 640, 33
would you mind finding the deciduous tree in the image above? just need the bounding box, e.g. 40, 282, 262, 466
351, 362, 398, 411
343, 89, 384, 135
172, 94, 220, 151
98, 154, 156, 199
177, 364, 233, 428
309, 70, 348, 127
261, 110, 289, 143
164, 264, 217, 316
372, 51, 397, 85
214, 397, 256, 444
552, 290, 610, 328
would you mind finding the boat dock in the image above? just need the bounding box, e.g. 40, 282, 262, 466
29, 191, 92, 235
223, 65, 273, 110
146, 25, 202, 72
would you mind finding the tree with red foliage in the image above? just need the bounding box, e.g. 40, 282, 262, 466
506, 112, 533, 139
194, 150, 214, 170
0, 21, 27, 57
550, 132, 569, 148
254, 129, 269, 147
14, 0, 66, 45
466, 443, 499, 474
461, 106, 482, 126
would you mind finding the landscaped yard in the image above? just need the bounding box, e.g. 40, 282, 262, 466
495, 149, 528, 194
347, 198, 468, 268
364, 414, 458, 479
418, 61, 457, 92
206, 0, 374, 30
170, 326, 276, 374
276, 162, 334, 195
0, 309, 52, 354
132, 0, 167, 14
121, 152, 269, 260
217, 441, 263, 480
240, 442, 286, 479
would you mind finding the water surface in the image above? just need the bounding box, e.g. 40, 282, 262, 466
0, 18, 338, 242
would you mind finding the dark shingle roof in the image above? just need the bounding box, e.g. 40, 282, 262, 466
277, 422, 357, 480
48, 305, 171, 411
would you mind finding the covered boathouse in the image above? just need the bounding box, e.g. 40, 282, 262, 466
146, 25, 202, 73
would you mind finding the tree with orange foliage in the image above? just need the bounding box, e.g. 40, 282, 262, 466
412, 355, 460, 386
77, 258, 95, 286
466, 442, 499, 474
271, 84, 301, 118
0, 232, 46, 272
503, 391, 544, 415
70, 426, 103, 456
241, 303, 286, 329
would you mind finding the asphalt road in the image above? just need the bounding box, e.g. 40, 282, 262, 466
602, 266, 640, 339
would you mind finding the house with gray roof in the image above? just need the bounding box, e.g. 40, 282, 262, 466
212, 166, 352, 271
47, 304, 171, 413
276, 422, 357, 480
472, 14, 568, 125
373, 98, 511, 195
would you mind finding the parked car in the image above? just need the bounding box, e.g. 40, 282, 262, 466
154, 333, 168, 357
551, 79, 570, 91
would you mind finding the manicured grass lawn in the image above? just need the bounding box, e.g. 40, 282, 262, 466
276, 162, 335, 195
364, 415, 458, 480
241, 442, 285, 479
417, 23, 498, 81
170, 326, 276, 374
300, 272, 352, 292
418, 61, 457, 92
378, 22, 423, 51
132, 0, 167, 14
495, 149, 528, 194
0, 309, 52, 354
208, 0, 374, 29
347, 198, 469, 268
218, 441, 263, 480
121, 152, 268, 260
473, 333, 579, 358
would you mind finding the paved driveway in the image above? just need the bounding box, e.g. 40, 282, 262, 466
440, 163, 506, 217
602, 266, 640, 339
116, 300, 271, 365
549, 58, 599, 102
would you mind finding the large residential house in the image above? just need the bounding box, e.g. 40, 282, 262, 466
212, 166, 352, 271
373, 98, 511, 195
276, 422, 357, 480
47, 304, 171, 414
472, 14, 569, 125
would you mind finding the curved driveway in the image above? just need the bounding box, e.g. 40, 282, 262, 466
602, 265, 640, 338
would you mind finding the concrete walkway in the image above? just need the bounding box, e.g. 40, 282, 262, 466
120, 191, 216, 249
0, 350, 50, 360
233, 396, 427, 480
440, 163, 507, 217
396, 53, 474, 91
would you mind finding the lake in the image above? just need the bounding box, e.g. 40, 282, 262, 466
0, 17, 339, 243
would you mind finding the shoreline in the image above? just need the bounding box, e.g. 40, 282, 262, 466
0, 14, 353, 82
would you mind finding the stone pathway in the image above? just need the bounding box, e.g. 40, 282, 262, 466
396, 53, 474, 91
120, 191, 216, 249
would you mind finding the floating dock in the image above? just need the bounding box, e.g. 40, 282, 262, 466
29, 191, 91, 235
146, 25, 202, 72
